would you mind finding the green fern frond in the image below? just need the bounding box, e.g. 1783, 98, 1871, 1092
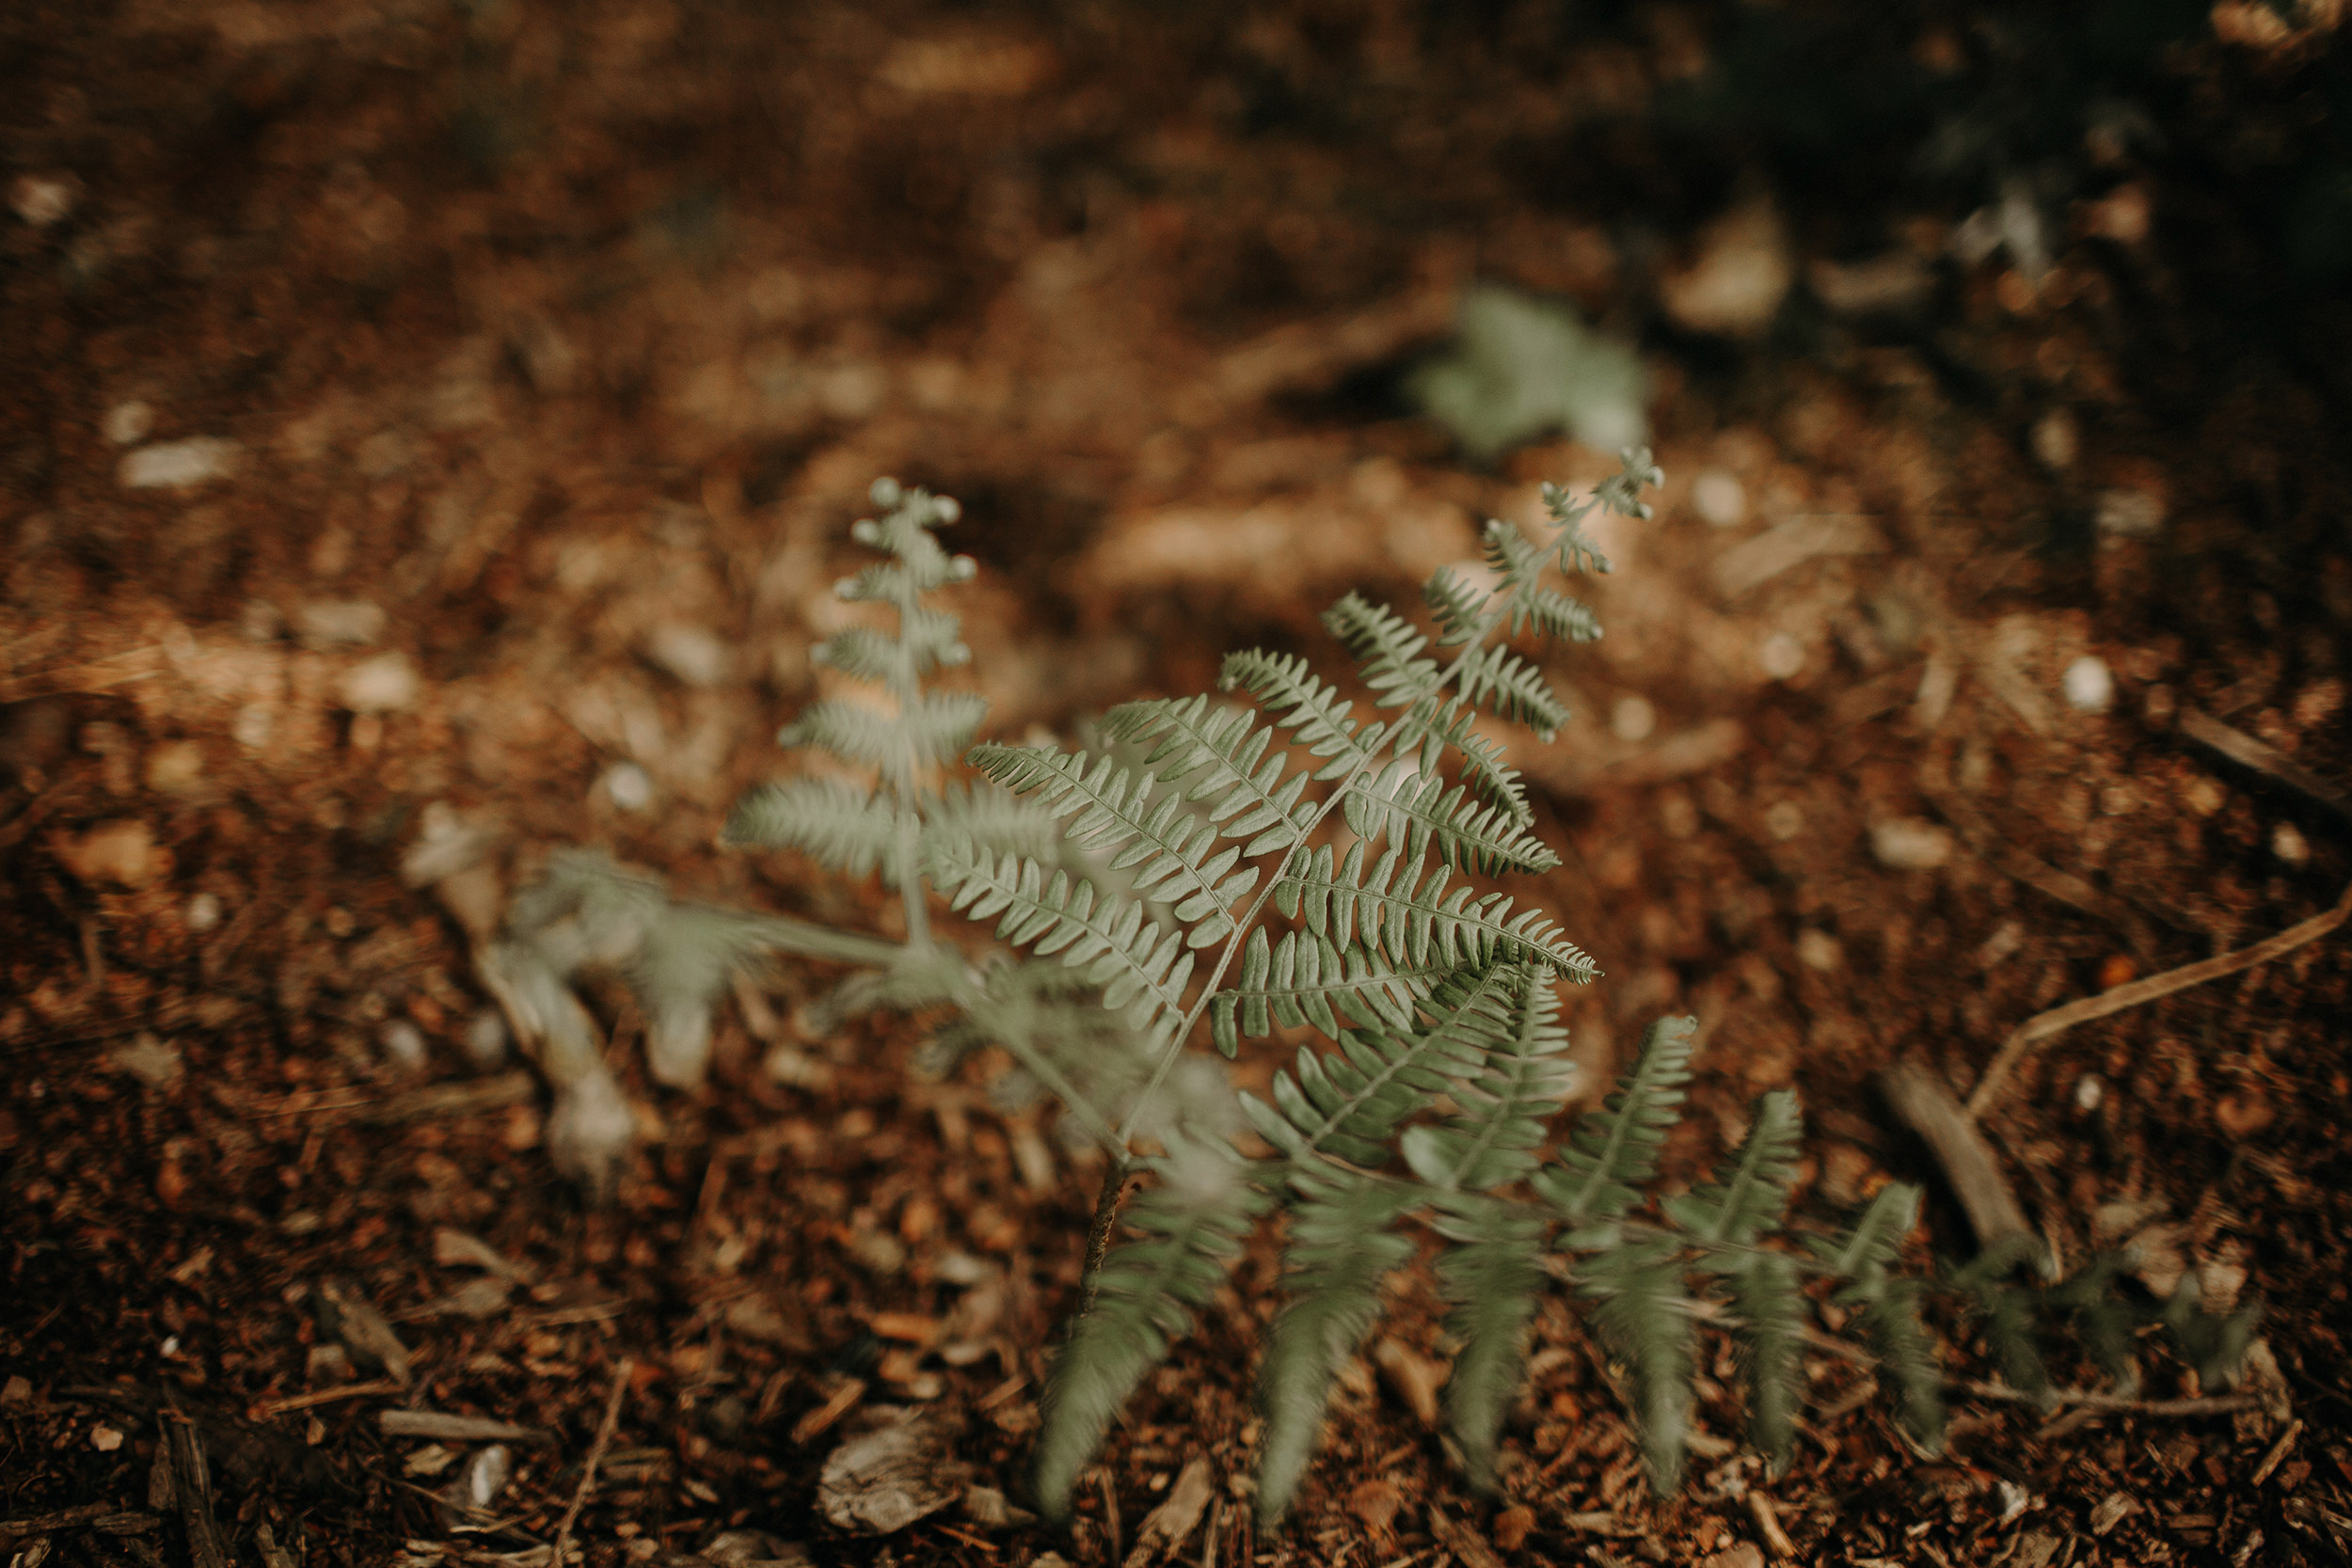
2159, 1274, 2259, 1390
1581, 1241, 1697, 1496
1860, 1279, 1947, 1454
1257, 1165, 1420, 1528
919, 780, 1070, 863
1390, 699, 1534, 826
1399, 964, 1574, 1193
1816, 1184, 1947, 1453
1452, 643, 1571, 740
1341, 759, 1561, 875
1965, 1276, 2055, 1412
1324, 593, 1443, 710
1422, 566, 1493, 647
1808, 1180, 1919, 1279
967, 743, 1262, 948
1505, 582, 1603, 643
1535, 1014, 1697, 1231
1276, 840, 1599, 980
1032, 1148, 1265, 1521
722, 776, 897, 879
2045, 1253, 2139, 1395
1239, 962, 1520, 1166
1731, 1253, 1807, 1476
1220, 650, 1388, 778
780, 690, 990, 773
811, 610, 965, 685
929, 844, 1196, 1049
1426, 1196, 1549, 1491
1102, 695, 1323, 858
1663, 1090, 1804, 1249
1210, 927, 1442, 1053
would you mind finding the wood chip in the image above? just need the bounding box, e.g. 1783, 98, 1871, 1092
1425, 1502, 1507, 1568
1121, 1456, 1216, 1568
1745, 1492, 1797, 1560
1373, 1338, 1445, 1429
789, 1378, 866, 1447
817, 1411, 968, 1535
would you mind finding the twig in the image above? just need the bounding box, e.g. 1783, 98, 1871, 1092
250, 1378, 406, 1419
1879, 1060, 2042, 1268
2179, 707, 2352, 824
551, 1358, 631, 1568
1957, 1379, 2253, 1416
161, 1386, 231, 1568
1965, 877, 2352, 1119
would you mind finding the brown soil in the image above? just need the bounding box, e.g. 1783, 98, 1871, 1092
4, 4, 2349, 1567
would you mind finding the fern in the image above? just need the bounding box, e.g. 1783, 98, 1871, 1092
479, 456, 2240, 1541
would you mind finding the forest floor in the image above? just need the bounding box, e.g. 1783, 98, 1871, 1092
4, 3, 2351, 1566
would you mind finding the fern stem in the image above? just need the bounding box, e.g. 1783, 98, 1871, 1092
1077, 1159, 1136, 1318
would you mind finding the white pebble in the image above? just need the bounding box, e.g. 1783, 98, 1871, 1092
9, 174, 74, 228
463, 1008, 511, 1069
119, 437, 241, 489
379, 1020, 429, 1073
645, 623, 730, 688
1758, 632, 1805, 681
1871, 817, 1953, 871
103, 400, 155, 446
340, 651, 421, 713
1796, 929, 1843, 972
1763, 800, 1805, 841
1692, 468, 1747, 528
294, 600, 387, 648
2074, 1074, 2106, 1113
2273, 821, 2310, 866
185, 891, 223, 932
603, 761, 654, 811
2061, 655, 2113, 714
1611, 694, 1658, 743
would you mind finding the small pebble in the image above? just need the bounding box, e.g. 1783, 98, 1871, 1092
294, 600, 387, 648
463, 1008, 510, 1069
1757, 632, 1804, 681
119, 436, 241, 489
107, 1033, 183, 1089
1796, 929, 1843, 972
1870, 817, 1953, 871
103, 400, 155, 446
645, 623, 730, 688
2273, 821, 2310, 866
1763, 800, 1805, 841
2074, 1074, 2106, 1113
1692, 468, 1747, 528
379, 1020, 429, 1074
2061, 655, 2113, 714
2095, 488, 2165, 539
603, 760, 654, 811
340, 651, 421, 713
2030, 408, 2079, 472
9, 174, 75, 228
143, 739, 206, 795
1610, 694, 1657, 743
54, 817, 164, 887
185, 891, 224, 932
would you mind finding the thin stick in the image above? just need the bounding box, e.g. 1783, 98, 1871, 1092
2180, 707, 2352, 823
551, 1357, 632, 1568
1965, 877, 2352, 1119
1956, 1379, 2252, 1416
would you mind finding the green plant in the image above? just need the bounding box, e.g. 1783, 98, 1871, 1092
492, 461, 2259, 1531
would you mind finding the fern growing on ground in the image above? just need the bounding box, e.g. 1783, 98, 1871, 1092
491, 460, 2258, 1528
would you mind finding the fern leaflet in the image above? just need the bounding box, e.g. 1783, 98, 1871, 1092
1032, 1147, 1264, 1520
1535, 1014, 1696, 1232
1256, 1165, 1419, 1528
